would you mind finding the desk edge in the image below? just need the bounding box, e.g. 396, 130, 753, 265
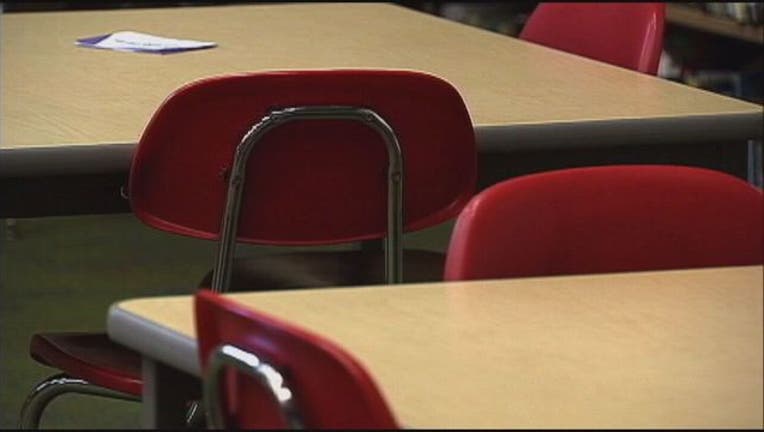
3, 112, 762, 176
478, 111, 764, 153
107, 304, 200, 376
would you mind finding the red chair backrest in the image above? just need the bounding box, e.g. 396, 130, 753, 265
130, 70, 476, 245
520, 3, 665, 75
195, 290, 399, 429
445, 165, 764, 281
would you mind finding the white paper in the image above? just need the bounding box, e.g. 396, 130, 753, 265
78, 31, 216, 53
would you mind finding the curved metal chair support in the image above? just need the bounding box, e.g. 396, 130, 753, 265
204, 344, 304, 429
18, 373, 140, 429
211, 106, 404, 293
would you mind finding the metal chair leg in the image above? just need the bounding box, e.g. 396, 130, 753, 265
185, 400, 206, 429
19, 373, 139, 429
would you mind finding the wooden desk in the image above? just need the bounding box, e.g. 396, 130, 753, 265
108, 265, 763, 428
2, 2, 762, 178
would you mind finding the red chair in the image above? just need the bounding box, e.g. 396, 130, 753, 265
133, 69, 475, 292
21, 70, 475, 427
195, 289, 399, 429
445, 165, 763, 281
520, 3, 665, 75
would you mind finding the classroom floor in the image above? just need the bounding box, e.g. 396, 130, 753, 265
0, 214, 451, 429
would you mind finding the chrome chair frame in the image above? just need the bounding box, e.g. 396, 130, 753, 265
18, 373, 204, 429
211, 106, 404, 293
19, 374, 203, 429
18, 374, 140, 429
204, 344, 304, 429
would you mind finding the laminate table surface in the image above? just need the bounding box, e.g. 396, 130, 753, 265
2, 3, 762, 176
108, 265, 764, 429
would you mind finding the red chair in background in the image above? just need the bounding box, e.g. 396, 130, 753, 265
21, 70, 475, 428
520, 3, 665, 75
195, 289, 399, 428
445, 165, 763, 281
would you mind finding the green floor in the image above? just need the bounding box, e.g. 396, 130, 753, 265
0, 214, 452, 429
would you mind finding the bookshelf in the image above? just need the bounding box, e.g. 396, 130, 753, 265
666, 4, 762, 45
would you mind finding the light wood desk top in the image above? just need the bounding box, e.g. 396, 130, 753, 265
109, 265, 763, 429
2, 3, 762, 176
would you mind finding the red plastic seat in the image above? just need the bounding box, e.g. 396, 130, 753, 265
195, 289, 399, 429
130, 69, 475, 291
130, 70, 476, 291
445, 165, 763, 281
22, 70, 475, 428
131, 70, 475, 246
520, 3, 665, 74
29, 333, 142, 396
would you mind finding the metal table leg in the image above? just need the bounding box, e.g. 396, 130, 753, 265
747, 139, 762, 187
141, 358, 200, 429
